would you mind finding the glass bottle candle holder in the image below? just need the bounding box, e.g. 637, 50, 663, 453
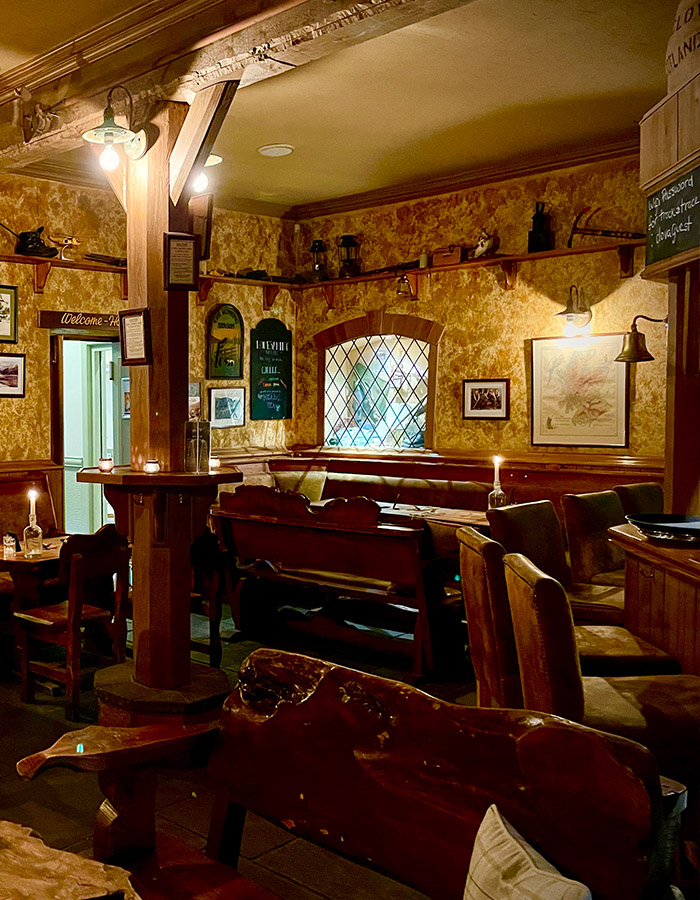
185, 420, 211, 473
487, 484, 508, 509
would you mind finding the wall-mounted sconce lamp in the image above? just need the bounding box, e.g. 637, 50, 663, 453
82, 85, 148, 170
555, 285, 591, 336
614, 314, 668, 363
191, 153, 223, 193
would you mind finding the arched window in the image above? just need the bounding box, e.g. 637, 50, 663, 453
313, 311, 443, 450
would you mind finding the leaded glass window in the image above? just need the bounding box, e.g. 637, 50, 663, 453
324, 334, 429, 449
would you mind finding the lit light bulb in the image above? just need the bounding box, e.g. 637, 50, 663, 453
99, 140, 120, 171
193, 171, 208, 192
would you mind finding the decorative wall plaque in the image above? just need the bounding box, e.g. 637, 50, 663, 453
250, 318, 292, 420
164, 232, 200, 290
207, 304, 243, 379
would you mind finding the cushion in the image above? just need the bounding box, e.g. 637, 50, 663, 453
464, 805, 591, 900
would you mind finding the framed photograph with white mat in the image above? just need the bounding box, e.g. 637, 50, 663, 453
209, 386, 245, 428
531, 333, 628, 447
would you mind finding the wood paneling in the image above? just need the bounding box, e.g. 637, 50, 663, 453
639, 94, 678, 189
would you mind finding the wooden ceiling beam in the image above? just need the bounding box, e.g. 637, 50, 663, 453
0, 0, 469, 170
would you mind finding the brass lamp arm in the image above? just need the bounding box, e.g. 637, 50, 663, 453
631, 314, 668, 330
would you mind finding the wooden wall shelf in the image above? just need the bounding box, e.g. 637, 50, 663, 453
0, 253, 128, 298
197, 274, 295, 307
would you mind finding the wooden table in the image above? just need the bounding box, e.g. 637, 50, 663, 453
0, 540, 64, 609
0, 818, 139, 899
610, 523, 700, 674
375, 501, 489, 530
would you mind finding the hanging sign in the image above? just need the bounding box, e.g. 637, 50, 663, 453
37, 310, 119, 332
207, 303, 243, 379
250, 318, 292, 420
646, 163, 700, 267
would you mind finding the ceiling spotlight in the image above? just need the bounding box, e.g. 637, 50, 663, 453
205, 154, 223, 166
193, 171, 209, 193
257, 144, 294, 157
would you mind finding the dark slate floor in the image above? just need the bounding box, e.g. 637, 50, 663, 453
0, 610, 477, 899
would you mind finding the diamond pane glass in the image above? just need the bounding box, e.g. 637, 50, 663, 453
324, 334, 430, 449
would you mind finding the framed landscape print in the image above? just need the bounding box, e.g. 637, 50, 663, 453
463, 378, 509, 419
209, 386, 245, 428
0, 353, 25, 397
531, 334, 628, 447
0, 285, 18, 343
207, 304, 243, 379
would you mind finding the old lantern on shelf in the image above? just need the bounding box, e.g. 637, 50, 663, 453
309, 239, 329, 282
337, 234, 361, 278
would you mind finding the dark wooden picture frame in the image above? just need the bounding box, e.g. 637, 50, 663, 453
0, 285, 18, 344
0, 352, 25, 397
207, 303, 243, 379
463, 378, 510, 420
530, 333, 629, 447
188, 192, 214, 261
164, 232, 200, 291
119, 308, 153, 366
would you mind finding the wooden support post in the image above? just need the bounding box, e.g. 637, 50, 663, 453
664, 263, 700, 513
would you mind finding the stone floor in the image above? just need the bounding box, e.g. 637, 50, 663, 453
0, 610, 477, 900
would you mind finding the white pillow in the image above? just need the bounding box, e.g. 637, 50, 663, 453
464, 805, 592, 900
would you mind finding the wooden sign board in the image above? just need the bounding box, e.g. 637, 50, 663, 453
646, 163, 700, 267
250, 318, 292, 420
37, 310, 119, 333
207, 303, 243, 379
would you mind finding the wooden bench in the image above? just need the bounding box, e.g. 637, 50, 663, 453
211, 485, 451, 675
17, 648, 686, 900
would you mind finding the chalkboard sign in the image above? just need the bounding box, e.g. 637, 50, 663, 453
250, 318, 292, 420
646, 163, 700, 267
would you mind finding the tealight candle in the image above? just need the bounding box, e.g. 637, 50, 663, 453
144, 459, 160, 474
209, 456, 221, 469
28, 489, 37, 518
98, 457, 115, 473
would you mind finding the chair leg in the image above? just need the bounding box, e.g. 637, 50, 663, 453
203, 569, 223, 668
65, 630, 81, 721
16, 627, 33, 704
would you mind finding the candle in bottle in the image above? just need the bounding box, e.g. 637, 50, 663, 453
28, 489, 37, 518
493, 455, 502, 485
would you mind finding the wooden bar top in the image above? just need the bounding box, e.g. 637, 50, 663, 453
77, 465, 242, 488
609, 523, 700, 581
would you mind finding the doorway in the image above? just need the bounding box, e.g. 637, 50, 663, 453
60, 337, 130, 533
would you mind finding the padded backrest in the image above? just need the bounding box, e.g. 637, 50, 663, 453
322, 473, 491, 510
215, 647, 661, 900
487, 500, 571, 587
562, 491, 626, 583
503, 553, 584, 723
457, 527, 522, 709
273, 470, 327, 502
613, 482, 664, 516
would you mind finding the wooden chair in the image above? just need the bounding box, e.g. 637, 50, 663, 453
613, 482, 665, 516
487, 500, 624, 625
190, 527, 229, 667
562, 490, 627, 586
503, 551, 700, 844
458, 527, 679, 710
13, 524, 130, 720
17, 648, 687, 900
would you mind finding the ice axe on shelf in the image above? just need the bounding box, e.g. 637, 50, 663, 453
567, 207, 646, 248
0, 220, 58, 257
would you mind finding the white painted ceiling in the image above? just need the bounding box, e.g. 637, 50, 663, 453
3, 0, 679, 212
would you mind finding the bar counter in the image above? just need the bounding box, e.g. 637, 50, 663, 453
610, 524, 700, 674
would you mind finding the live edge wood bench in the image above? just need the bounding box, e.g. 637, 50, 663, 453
211, 484, 457, 675
17, 649, 685, 900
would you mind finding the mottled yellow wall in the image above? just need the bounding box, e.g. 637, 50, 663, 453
293, 158, 667, 456
0, 173, 126, 461
191, 208, 296, 452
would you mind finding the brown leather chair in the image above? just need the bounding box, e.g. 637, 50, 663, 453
613, 482, 664, 516
487, 500, 624, 625
458, 527, 679, 709
14, 524, 130, 720
503, 550, 700, 836
562, 490, 626, 587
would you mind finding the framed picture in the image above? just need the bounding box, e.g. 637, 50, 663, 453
207, 304, 243, 379
531, 334, 628, 447
119, 308, 152, 365
209, 386, 245, 428
463, 378, 510, 419
121, 377, 131, 419
0, 353, 25, 397
0, 285, 18, 343
188, 380, 202, 420
164, 232, 200, 291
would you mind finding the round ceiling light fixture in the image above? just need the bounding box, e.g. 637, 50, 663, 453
205, 153, 223, 166
257, 143, 294, 157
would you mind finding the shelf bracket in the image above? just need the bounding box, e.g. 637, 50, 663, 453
617, 245, 636, 278
321, 284, 335, 308
500, 260, 518, 290
263, 284, 280, 310
34, 261, 52, 293
197, 277, 214, 305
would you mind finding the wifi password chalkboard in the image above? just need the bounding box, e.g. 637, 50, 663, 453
646, 164, 700, 267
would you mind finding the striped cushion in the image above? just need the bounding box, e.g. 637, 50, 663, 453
464, 805, 591, 900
